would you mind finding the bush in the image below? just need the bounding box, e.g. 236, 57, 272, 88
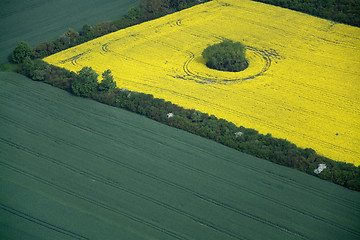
12, 42, 33, 63
202, 40, 248, 72
71, 67, 99, 97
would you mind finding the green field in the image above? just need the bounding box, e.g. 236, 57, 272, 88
0, 0, 139, 63
1, 72, 360, 239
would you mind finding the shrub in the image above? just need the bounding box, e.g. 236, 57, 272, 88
71, 67, 99, 97
12, 41, 33, 63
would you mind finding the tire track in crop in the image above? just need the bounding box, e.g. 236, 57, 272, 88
101, 43, 109, 53
0, 203, 89, 240
277, 74, 360, 114
0, 116, 349, 240
182, 47, 272, 84
0, 0, 45, 18
0, 160, 187, 240
0, 140, 304, 240
3, 126, 355, 238
0, 112, 304, 240
59, 51, 91, 66
0, 136, 245, 240
161, 157, 360, 237
0, 103, 310, 240
1, 114, 359, 240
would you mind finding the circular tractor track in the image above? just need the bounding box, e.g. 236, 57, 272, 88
182, 46, 277, 84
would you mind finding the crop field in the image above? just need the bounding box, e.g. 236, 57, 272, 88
0, 0, 139, 63
1, 72, 360, 239
44, 0, 360, 165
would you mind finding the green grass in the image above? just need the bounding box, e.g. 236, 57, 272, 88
0, 62, 19, 72
1, 72, 360, 240
0, 0, 139, 63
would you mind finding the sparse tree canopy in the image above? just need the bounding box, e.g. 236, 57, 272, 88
202, 40, 248, 72
72, 67, 99, 97
12, 41, 33, 64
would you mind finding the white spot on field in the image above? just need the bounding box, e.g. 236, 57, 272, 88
314, 164, 327, 174
235, 131, 243, 137
167, 112, 174, 118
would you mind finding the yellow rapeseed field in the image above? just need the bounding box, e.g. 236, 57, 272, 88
44, 0, 360, 165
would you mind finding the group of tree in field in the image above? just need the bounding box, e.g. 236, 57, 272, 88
202, 40, 248, 72
9, 0, 360, 191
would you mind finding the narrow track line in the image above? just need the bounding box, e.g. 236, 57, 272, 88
0, 203, 90, 240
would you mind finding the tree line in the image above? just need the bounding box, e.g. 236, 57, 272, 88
253, 0, 360, 27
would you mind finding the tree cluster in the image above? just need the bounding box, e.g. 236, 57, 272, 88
202, 40, 248, 72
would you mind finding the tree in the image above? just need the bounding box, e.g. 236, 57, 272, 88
170, 0, 197, 10
59, 30, 79, 47
127, 7, 143, 20
202, 40, 248, 72
12, 41, 33, 63
140, 0, 170, 17
99, 69, 116, 92
93, 22, 112, 37
71, 67, 99, 97
20, 58, 48, 79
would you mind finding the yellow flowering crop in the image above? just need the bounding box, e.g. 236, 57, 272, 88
44, 0, 360, 165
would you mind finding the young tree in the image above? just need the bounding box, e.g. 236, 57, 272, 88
99, 69, 116, 92
12, 41, 33, 63
71, 67, 99, 97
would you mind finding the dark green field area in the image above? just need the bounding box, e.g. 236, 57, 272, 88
1, 72, 360, 239
0, 0, 139, 63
